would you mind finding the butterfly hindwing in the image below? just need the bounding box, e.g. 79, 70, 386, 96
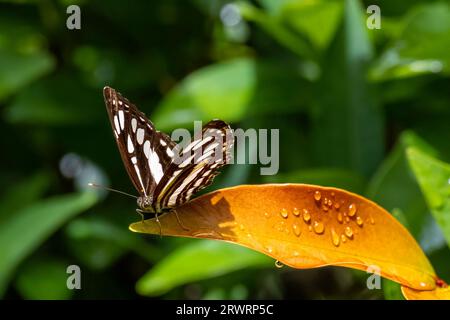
155, 120, 233, 208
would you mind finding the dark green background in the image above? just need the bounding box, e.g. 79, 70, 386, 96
0, 0, 449, 299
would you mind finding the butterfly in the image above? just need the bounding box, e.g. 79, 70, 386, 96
103, 86, 233, 221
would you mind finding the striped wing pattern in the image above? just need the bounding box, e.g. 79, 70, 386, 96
103, 86, 233, 213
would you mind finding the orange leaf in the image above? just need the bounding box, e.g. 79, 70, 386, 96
402, 285, 450, 300
129, 184, 437, 292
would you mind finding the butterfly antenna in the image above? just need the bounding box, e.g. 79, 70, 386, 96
88, 183, 138, 199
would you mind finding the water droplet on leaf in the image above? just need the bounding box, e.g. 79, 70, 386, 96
292, 223, 301, 237
344, 226, 353, 238
348, 203, 357, 217
280, 208, 288, 219
356, 216, 364, 227
331, 228, 340, 247
313, 221, 324, 234
303, 209, 311, 223
314, 191, 321, 201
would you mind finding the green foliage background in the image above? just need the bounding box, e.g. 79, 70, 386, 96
0, 0, 449, 299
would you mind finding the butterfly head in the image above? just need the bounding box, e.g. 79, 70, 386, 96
137, 196, 154, 211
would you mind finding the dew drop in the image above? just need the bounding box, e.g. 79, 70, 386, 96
369, 215, 375, 225
280, 208, 288, 219
331, 228, 340, 247
337, 212, 343, 223
293, 207, 300, 216
293, 251, 299, 257
314, 190, 322, 201
275, 260, 284, 268
308, 225, 312, 232
322, 205, 329, 212
345, 217, 350, 223
344, 226, 353, 238
264, 212, 270, 219
356, 216, 364, 227
313, 221, 324, 234
348, 203, 357, 217
267, 246, 273, 253
341, 234, 347, 243
292, 223, 301, 237
302, 209, 311, 223
334, 202, 341, 210
327, 199, 333, 207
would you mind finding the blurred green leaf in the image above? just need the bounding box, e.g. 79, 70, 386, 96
370, 2, 450, 81
311, 0, 384, 177
0, 191, 97, 296
14, 257, 72, 300
65, 218, 162, 269
367, 131, 436, 239
238, 2, 315, 59
265, 168, 366, 194
5, 74, 100, 125
0, 172, 51, 223
0, 48, 54, 101
153, 58, 309, 130
383, 279, 405, 300
280, 0, 343, 52
136, 240, 272, 296
407, 148, 450, 247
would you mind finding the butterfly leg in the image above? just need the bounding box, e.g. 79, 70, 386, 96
154, 213, 162, 237
136, 209, 146, 224
136, 208, 162, 236
172, 209, 190, 231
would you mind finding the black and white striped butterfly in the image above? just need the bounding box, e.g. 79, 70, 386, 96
103, 86, 233, 220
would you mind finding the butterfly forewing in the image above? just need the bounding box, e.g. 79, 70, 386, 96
103, 87, 176, 197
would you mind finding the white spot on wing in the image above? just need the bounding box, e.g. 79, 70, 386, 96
192, 136, 213, 151
142, 139, 163, 183
118, 110, 125, 130
133, 164, 146, 196
180, 154, 195, 167
148, 148, 163, 183
131, 118, 137, 132
144, 140, 151, 158
160, 139, 167, 146
204, 142, 220, 154
127, 135, 134, 153
168, 166, 203, 206
137, 128, 145, 145
166, 148, 174, 157
131, 156, 137, 164
114, 115, 121, 134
